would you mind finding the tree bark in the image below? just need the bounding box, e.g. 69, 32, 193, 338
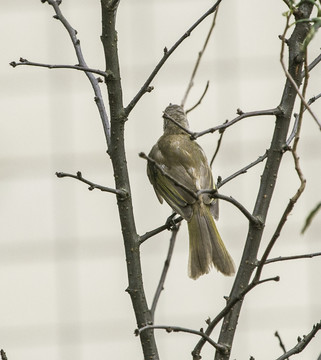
214, 3, 314, 359
100, 1, 159, 359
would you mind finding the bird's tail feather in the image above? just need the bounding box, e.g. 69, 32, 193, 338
187, 203, 235, 280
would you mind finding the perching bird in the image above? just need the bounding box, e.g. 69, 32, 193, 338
147, 104, 235, 279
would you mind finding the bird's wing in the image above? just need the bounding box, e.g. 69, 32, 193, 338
147, 134, 214, 220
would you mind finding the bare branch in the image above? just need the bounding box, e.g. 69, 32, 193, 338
254, 41, 309, 283
186, 81, 210, 114
9, 58, 109, 78
265, 251, 321, 265
209, 123, 226, 168
192, 276, 280, 359
42, 0, 111, 148
181, 5, 220, 107
199, 190, 262, 226
139, 214, 183, 244
163, 111, 194, 137
217, 151, 268, 188
137, 324, 228, 353
275, 322, 321, 360
150, 225, 180, 321
280, 14, 321, 130
55, 171, 127, 197
124, 0, 222, 116
275, 331, 288, 359
305, 52, 321, 74
193, 108, 281, 139
213, 5, 315, 359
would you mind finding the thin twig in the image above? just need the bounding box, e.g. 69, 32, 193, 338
150, 225, 180, 321
124, 0, 222, 116
199, 190, 262, 226
275, 331, 288, 360
137, 324, 228, 353
305, 52, 321, 74
186, 81, 210, 114
217, 151, 268, 188
139, 214, 183, 244
9, 58, 108, 78
42, 0, 111, 148
265, 251, 321, 265
255, 32, 309, 283
192, 108, 281, 139
163, 111, 194, 136
192, 276, 280, 359
287, 92, 321, 145
181, 5, 220, 107
275, 321, 321, 360
55, 171, 127, 197
210, 125, 226, 168
280, 14, 321, 130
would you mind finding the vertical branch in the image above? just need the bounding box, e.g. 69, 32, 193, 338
100, 1, 159, 359
210, 4, 314, 360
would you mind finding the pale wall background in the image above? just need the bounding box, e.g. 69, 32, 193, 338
1, 1, 320, 359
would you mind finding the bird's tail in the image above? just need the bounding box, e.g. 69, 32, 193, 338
187, 203, 235, 279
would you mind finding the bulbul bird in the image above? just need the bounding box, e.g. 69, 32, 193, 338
147, 104, 235, 279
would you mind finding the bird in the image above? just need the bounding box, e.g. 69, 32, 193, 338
146, 104, 235, 279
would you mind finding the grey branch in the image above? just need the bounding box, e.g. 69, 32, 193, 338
264, 251, 321, 265
193, 108, 281, 139
181, 3, 220, 107
137, 324, 229, 353
275, 322, 321, 360
150, 225, 179, 321
10, 58, 109, 78
40, 0, 110, 148
275, 331, 288, 359
139, 213, 183, 244
217, 150, 268, 188
124, 0, 222, 116
56, 171, 127, 197
192, 276, 280, 359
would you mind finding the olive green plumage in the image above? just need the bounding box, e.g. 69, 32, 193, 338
147, 104, 235, 279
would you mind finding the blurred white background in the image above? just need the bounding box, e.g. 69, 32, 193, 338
1, 1, 320, 359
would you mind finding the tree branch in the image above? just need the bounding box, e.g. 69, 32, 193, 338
9, 58, 109, 78
217, 150, 268, 188
139, 213, 183, 244
137, 324, 228, 353
186, 81, 210, 114
198, 190, 262, 226
100, 1, 159, 358
192, 276, 280, 359
181, 5, 220, 107
55, 171, 127, 197
192, 107, 281, 139
124, 0, 222, 116
150, 225, 180, 321
211, 4, 315, 360
35, 0, 111, 149
275, 331, 288, 359
264, 251, 321, 265
275, 321, 321, 360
